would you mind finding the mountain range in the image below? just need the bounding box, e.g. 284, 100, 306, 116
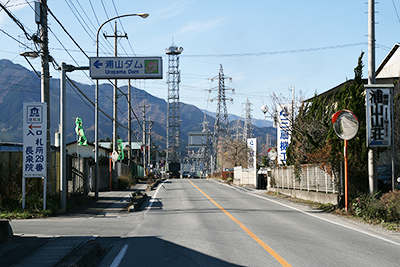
0, 59, 276, 155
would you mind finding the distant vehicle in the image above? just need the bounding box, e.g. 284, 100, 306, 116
182, 171, 190, 178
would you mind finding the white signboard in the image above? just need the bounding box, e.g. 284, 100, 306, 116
365, 86, 392, 147
23, 102, 47, 177
247, 138, 257, 169
89, 57, 163, 79
277, 104, 291, 164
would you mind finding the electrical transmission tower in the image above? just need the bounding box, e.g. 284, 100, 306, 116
243, 98, 253, 141
166, 44, 183, 172
201, 113, 212, 175
208, 64, 234, 171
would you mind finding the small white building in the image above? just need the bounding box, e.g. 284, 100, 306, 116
66, 141, 111, 158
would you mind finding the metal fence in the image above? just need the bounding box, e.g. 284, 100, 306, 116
1, 150, 143, 197
269, 164, 340, 194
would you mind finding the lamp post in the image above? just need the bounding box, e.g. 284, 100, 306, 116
94, 13, 148, 198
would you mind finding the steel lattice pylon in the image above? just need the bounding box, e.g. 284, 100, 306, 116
208, 64, 234, 170
166, 44, 183, 167
243, 97, 253, 141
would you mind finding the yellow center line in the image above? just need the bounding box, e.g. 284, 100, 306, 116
187, 180, 292, 267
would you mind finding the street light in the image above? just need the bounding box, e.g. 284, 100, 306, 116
94, 13, 149, 199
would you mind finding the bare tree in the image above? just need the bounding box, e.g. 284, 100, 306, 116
221, 138, 251, 168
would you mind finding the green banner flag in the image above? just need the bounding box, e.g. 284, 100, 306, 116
75, 117, 88, 146
117, 139, 124, 160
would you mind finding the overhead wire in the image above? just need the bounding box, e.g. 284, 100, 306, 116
0, 2, 35, 42
63, 0, 111, 55
47, 1, 143, 134
182, 43, 368, 58
13, 0, 141, 140
111, 0, 136, 56
392, 0, 400, 24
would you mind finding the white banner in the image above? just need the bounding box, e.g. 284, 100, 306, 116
365, 86, 392, 147
247, 138, 257, 169
23, 102, 47, 177
277, 104, 291, 164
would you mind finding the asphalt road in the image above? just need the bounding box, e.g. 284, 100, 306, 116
10, 179, 400, 266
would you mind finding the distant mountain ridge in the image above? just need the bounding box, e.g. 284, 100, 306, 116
0, 59, 276, 154
202, 109, 273, 128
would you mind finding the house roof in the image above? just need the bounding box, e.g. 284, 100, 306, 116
376, 43, 400, 78
306, 77, 397, 102
98, 142, 142, 150
305, 44, 400, 102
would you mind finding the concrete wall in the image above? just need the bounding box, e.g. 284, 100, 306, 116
233, 166, 257, 187
268, 187, 339, 205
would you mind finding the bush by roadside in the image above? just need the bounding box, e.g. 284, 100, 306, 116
118, 174, 137, 190
351, 190, 400, 231
265, 188, 400, 232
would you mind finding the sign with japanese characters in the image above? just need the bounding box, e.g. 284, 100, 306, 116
365, 85, 393, 147
247, 138, 257, 169
23, 102, 47, 177
277, 104, 291, 165
89, 57, 163, 79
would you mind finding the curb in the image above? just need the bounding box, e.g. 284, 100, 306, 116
128, 193, 148, 211
58, 240, 101, 267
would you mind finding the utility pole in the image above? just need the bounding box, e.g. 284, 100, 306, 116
40, 0, 50, 203
148, 120, 154, 170
128, 80, 132, 166
368, 0, 377, 194
104, 22, 127, 162
140, 104, 149, 177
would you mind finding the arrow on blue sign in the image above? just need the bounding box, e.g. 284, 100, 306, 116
93, 60, 103, 69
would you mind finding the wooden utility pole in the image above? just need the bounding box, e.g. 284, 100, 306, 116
104, 22, 127, 159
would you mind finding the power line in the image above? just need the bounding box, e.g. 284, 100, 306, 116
392, 0, 400, 24
182, 43, 368, 58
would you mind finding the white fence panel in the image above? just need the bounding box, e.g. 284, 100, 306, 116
270, 164, 338, 194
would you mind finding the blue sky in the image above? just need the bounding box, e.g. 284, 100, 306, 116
0, 0, 399, 121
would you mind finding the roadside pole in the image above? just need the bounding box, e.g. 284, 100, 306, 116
59, 63, 89, 212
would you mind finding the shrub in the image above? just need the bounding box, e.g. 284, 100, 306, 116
147, 172, 155, 185
118, 174, 134, 190
379, 190, 400, 222
352, 193, 386, 223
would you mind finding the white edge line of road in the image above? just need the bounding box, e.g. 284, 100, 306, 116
110, 244, 129, 267
249, 189, 400, 247
214, 181, 400, 247
110, 182, 166, 267
145, 179, 165, 213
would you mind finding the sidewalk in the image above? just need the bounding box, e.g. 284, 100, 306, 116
0, 181, 149, 267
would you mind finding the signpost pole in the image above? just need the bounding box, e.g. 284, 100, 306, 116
332, 110, 359, 212
344, 139, 348, 211
22, 177, 25, 209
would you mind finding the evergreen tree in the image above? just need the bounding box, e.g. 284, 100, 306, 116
287, 52, 368, 194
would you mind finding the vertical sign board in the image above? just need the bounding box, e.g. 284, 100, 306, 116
247, 138, 257, 169
23, 102, 47, 177
23, 102, 47, 209
277, 104, 291, 164
365, 86, 392, 147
